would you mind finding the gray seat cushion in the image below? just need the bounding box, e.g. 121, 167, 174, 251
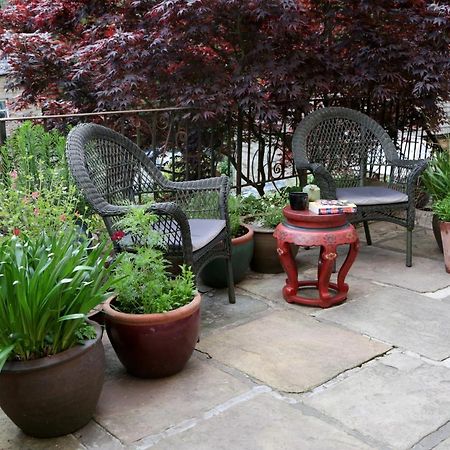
189, 219, 226, 252
336, 186, 408, 206
117, 218, 226, 252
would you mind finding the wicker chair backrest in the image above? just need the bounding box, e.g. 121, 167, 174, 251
292, 107, 400, 188
66, 123, 166, 212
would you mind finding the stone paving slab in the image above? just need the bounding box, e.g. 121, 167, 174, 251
375, 227, 442, 261
0, 412, 83, 450
150, 393, 374, 450
349, 246, 449, 292
314, 285, 450, 360
200, 289, 268, 335
198, 310, 390, 392
303, 352, 450, 450
95, 351, 251, 444
435, 437, 450, 449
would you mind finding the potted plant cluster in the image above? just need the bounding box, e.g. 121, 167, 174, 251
0, 229, 115, 438
421, 151, 450, 252
240, 190, 293, 273
200, 195, 254, 288
103, 208, 200, 378
431, 195, 450, 273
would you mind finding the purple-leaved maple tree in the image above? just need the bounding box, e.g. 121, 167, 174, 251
0, 0, 449, 126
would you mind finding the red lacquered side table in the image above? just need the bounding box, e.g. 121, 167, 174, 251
273, 207, 359, 308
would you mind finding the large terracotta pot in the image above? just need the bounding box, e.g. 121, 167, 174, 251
200, 224, 254, 288
0, 322, 105, 438
103, 293, 201, 378
440, 221, 450, 273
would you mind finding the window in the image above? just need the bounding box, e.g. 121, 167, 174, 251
0, 100, 7, 119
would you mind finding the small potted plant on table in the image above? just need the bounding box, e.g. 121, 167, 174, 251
0, 229, 114, 438
103, 208, 200, 378
200, 195, 254, 288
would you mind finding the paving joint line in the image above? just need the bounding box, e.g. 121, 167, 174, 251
133, 386, 272, 449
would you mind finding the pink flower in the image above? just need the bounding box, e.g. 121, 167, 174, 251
33, 208, 39, 216
9, 170, 18, 180
59, 214, 67, 222
13, 228, 20, 236
31, 191, 40, 200
111, 230, 125, 241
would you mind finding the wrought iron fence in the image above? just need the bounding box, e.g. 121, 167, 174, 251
0, 101, 440, 195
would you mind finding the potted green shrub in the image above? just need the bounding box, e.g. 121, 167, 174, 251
0, 229, 115, 438
103, 208, 200, 378
432, 195, 450, 273
200, 195, 254, 288
241, 191, 293, 273
421, 151, 450, 252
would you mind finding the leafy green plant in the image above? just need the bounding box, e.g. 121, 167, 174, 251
240, 190, 288, 229
432, 196, 450, 222
421, 151, 450, 202
111, 208, 195, 314
0, 229, 116, 371
0, 121, 68, 191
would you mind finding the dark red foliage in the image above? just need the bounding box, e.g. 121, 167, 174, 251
0, 0, 449, 125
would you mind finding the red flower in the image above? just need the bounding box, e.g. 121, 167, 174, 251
111, 230, 125, 241
13, 228, 20, 236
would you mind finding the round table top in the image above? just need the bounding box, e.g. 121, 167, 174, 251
282, 206, 348, 229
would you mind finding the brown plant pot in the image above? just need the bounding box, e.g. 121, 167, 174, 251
433, 214, 444, 253
250, 226, 298, 274
440, 221, 450, 273
103, 293, 201, 378
0, 322, 105, 438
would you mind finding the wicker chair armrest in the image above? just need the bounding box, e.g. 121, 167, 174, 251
165, 176, 227, 191
305, 163, 337, 199
395, 159, 427, 170
165, 176, 230, 220
406, 159, 429, 196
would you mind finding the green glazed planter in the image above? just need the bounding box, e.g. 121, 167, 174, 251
200, 224, 254, 288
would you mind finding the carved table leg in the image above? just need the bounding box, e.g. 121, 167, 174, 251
317, 245, 337, 304
337, 240, 360, 293
276, 240, 298, 302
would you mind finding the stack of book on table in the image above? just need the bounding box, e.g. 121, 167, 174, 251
309, 200, 357, 215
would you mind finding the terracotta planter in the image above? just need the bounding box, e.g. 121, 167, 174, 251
103, 293, 201, 378
250, 226, 299, 274
440, 221, 450, 273
200, 224, 254, 288
0, 322, 105, 438
433, 214, 444, 253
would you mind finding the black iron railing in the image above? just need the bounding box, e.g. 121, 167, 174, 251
0, 101, 440, 195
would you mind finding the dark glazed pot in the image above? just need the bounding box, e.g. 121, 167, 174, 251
0, 322, 105, 438
200, 224, 254, 288
103, 293, 201, 378
250, 227, 299, 274
433, 214, 444, 253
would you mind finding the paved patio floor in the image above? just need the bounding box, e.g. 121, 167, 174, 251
2, 221, 450, 450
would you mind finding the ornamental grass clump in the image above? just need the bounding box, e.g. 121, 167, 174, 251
0, 229, 116, 370
111, 208, 195, 315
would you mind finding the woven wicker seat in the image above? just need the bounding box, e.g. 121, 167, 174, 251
292, 107, 428, 267
66, 123, 235, 303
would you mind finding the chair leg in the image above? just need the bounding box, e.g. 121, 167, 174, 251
226, 256, 236, 304
363, 221, 372, 246
406, 228, 412, 267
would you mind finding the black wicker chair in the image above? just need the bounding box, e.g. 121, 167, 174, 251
66, 123, 235, 303
292, 107, 428, 267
